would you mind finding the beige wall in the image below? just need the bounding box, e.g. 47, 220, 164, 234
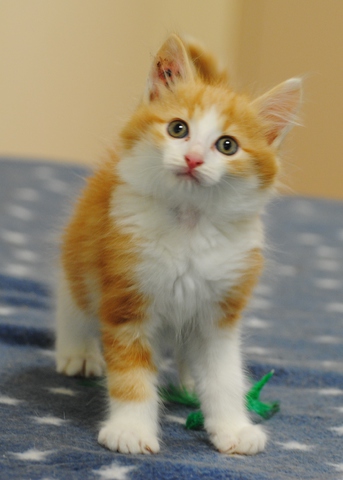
0, 0, 239, 165
237, 0, 343, 199
1, 0, 343, 199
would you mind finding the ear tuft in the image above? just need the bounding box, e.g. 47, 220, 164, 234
252, 77, 302, 147
145, 34, 195, 102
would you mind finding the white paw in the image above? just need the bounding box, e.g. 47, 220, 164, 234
98, 421, 160, 454
210, 424, 267, 455
56, 352, 105, 377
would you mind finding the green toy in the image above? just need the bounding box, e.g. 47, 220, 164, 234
159, 370, 279, 430
79, 370, 279, 431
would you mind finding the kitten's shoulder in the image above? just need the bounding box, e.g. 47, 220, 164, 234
78, 154, 121, 206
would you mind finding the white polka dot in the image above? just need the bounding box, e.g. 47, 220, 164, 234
254, 284, 272, 296
313, 335, 342, 344
46, 387, 77, 396
328, 462, 343, 473
293, 201, 315, 216
34, 166, 55, 179
297, 233, 322, 245
31, 416, 66, 426
321, 360, 343, 369
316, 260, 340, 272
165, 414, 187, 425
1, 230, 28, 245
246, 346, 273, 355
330, 425, 343, 435
38, 349, 55, 358
14, 188, 40, 202
276, 265, 297, 276
44, 179, 68, 193
4, 264, 32, 277
6, 205, 34, 220
277, 441, 314, 451
318, 388, 343, 396
93, 463, 136, 480
13, 249, 38, 262
0, 395, 22, 406
317, 246, 341, 258
315, 278, 342, 290
250, 298, 272, 309
245, 317, 271, 329
0, 306, 16, 316
326, 302, 343, 313
10, 449, 53, 462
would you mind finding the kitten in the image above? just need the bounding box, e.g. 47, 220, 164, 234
55, 34, 301, 455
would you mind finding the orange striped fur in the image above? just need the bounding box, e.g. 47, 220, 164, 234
56, 34, 301, 455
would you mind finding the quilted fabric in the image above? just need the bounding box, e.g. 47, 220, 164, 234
0, 158, 342, 480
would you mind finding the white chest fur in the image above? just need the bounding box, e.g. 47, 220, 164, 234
111, 186, 263, 328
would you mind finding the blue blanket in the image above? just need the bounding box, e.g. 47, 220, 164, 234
0, 158, 342, 480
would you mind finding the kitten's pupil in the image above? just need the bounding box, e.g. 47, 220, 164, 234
174, 123, 184, 135
223, 139, 231, 151
167, 120, 189, 139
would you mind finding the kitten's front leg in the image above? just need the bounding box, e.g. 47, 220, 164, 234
190, 324, 267, 455
98, 322, 160, 454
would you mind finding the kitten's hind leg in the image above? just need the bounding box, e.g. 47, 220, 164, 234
55, 272, 105, 377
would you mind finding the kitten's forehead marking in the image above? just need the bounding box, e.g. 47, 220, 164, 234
189, 107, 223, 145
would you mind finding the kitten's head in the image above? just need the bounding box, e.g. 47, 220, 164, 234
118, 34, 301, 216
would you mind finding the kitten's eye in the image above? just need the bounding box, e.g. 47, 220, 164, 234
167, 120, 189, 139
215, 136, 239, 156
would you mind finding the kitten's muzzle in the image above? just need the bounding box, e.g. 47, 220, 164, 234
185, 152, 204, 171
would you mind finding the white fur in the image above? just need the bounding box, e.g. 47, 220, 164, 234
106, 180, 267, 454
117, 108, 271, 221
183, 324, 267, 454
103, 107, 272, 455
111, 183, 263, 328
113, 107, 269, 331
98, 397, 160, 454
57, 106, 271, 455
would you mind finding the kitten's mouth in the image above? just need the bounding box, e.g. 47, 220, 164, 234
176, 170, 201, 184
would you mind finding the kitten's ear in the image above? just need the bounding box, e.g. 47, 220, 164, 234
252, 78, 302, 147
145, 34, 195, 102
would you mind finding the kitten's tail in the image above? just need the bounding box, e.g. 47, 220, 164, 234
181, 35, 229, 85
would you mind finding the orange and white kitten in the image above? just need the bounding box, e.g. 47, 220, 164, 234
55, 34, 301, 455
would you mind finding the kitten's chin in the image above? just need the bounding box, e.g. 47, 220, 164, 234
175, 171, 201, 185
170, 167, 219, 188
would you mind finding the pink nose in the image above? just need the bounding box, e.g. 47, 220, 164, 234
185, 153, 204, 170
